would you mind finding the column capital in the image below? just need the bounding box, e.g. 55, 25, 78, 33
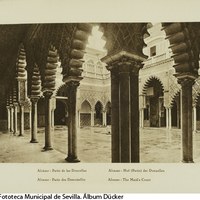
175, 73, 197, 87
30, 96, 39, 103
16, 77, 26, 82
102, 50, 145, 73
66, 80, 80, 89
43, 91, 53, 98
18, 101, 26, 107
6, 106, 10, 109
63, 76, 82, 84
13, 102, 18, 107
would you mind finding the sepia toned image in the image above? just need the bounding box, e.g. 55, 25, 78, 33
0, 22, 199, 164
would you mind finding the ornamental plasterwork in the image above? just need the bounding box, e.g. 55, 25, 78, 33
78, 89, 110, 110
168, 69, 181, 107
193, 77, 200, 106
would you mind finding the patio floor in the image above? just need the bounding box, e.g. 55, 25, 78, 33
0, 126, 200, 163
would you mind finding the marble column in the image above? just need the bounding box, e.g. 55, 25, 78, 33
103, 111, 107, 126
119, 66, 130, 162
166, 107, 169, 129
179, 78, 194, 163
78, 110, 80, 128
130, 69, 140, 162
51, 109, 55, 129
10, 106, 14, 133
169, 107, 172, 130
13, 103, 18, 135
18, 103, 24, 136
91, 110, 94, 126
180, 89, 183, 130
30, 98, 39, 143
102, 51, 145, 163
193, 106, 197, 133
43, 91, 53, 151
6, 106, 10, 131
65, 81, 80, 162
110, 69, 120, 162
177, 98, 181, 128
140, 109, 144, 128
29, 110, 32, 130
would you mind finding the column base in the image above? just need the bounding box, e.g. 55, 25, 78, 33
182, 160, 194, 163
30, 139, 38, 143
65, 156, 80, 163
43, 146, 53, 151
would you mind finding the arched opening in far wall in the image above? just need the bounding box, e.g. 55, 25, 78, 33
94, 101, 103, 126
142, 77, 165, 127
54, 100, 67, 125
105, 101, 111, 126
80, 100, 92, 127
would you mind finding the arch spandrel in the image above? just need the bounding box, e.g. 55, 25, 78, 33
100, 23, 149, 58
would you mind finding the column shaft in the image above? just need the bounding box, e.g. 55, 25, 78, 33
44, 92, 53, 150
140, 109, 144, 128
30, 99, 38, 143
130, 72, 139, 162
119, 70, 130, 163
51, 110, 54, 128
78, 111, 81, 128
182, 83, 193, 162
7, 107, 10, 131
29, 110, 32, 130
169, 107, 172, 129
10, 107, 14, 132
177, 98, 180, 128
111, 71, 120, 162
166, 108, 169, 129
103, 111, 107, 126
105, 112, 107, 126
19, 104, 24, 136
180, 90, 183, 130
91, 110, 94, 126
193, 107, 196, 133
13, 104, 18, 135
66, 82, 80, 162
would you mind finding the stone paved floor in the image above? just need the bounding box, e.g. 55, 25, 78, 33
1, 126, 200, 163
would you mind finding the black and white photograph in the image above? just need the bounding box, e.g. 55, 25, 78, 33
0, 22, 199, 164
0, 0, 200, 195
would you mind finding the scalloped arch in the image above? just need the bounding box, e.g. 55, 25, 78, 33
142, 75, 165, 95
194, 92, 200, 107
55, 83, 67, 96
169, 90, 181, 107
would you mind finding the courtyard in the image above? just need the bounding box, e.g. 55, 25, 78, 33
0, 126, 200, 163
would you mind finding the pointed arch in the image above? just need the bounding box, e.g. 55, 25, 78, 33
80, 100, 92, 113
80, 99, 92, 127
105, 101, 111, 112
94, 101, 103, 126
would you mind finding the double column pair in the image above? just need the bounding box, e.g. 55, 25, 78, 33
102, 51, 145, 163
6, 102, 25, 137
38, 81, 80, 163
111, 64, 140, 163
